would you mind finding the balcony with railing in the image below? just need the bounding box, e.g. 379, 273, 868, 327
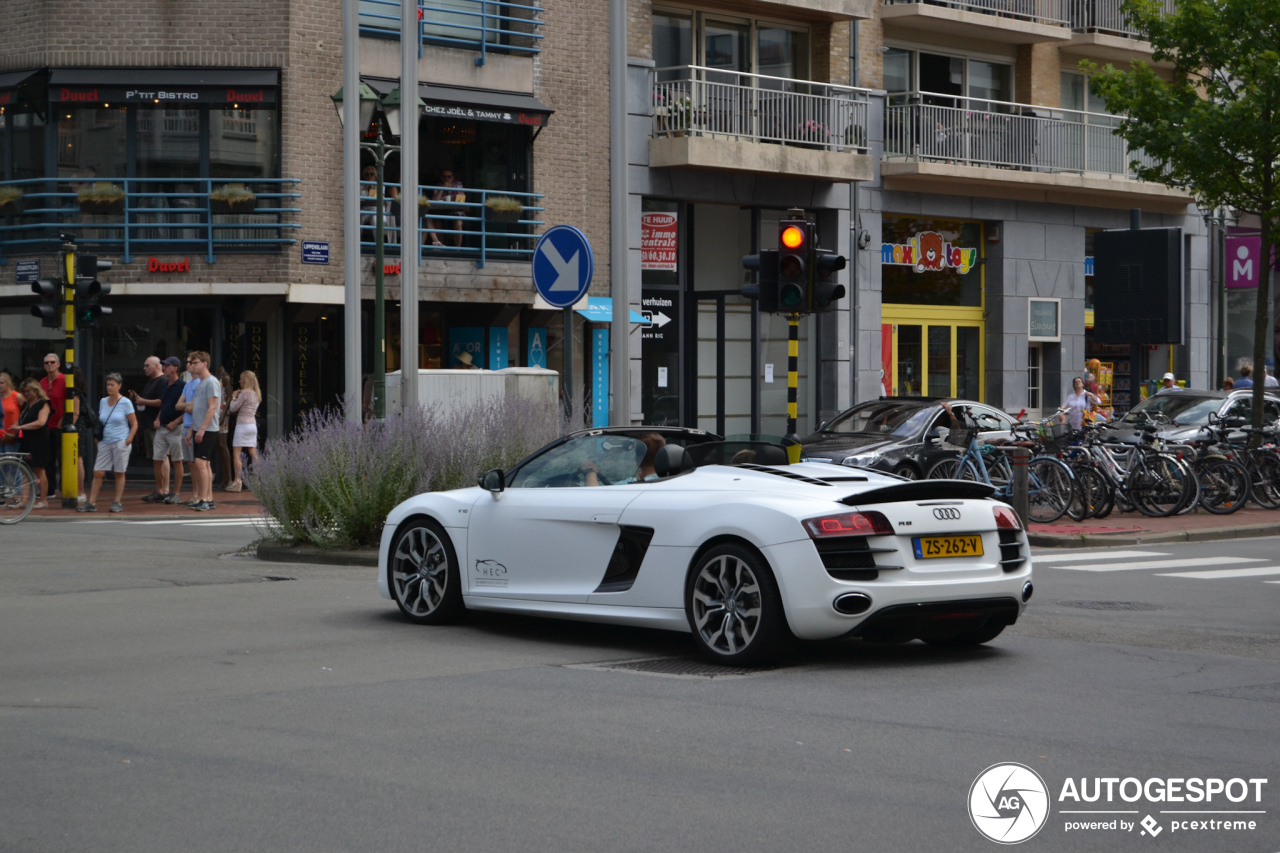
359, 182, 544, 269
1064, 0, 1174, 62
882, 93, 1191, 210
0, 178, 301, 264
649, 66, 873, 183
880, 0, 1071, 44
359, 0, 543, 63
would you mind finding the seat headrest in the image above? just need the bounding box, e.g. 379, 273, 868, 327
654, 444, 693, 477
754, 444, 788, 465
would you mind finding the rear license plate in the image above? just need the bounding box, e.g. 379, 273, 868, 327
913, 535, 984, 559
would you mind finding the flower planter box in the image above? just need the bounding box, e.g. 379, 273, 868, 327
211, 197, 257, 215
79, 198, 124, 216
486, 207, 522, 224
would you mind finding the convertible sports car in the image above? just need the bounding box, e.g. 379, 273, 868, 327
377, 427, 1034, 664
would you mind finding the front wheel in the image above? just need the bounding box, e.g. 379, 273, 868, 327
1026, 457, 1073, 523
927, 456, 978, 480
388, 517, 465, 624
686, 543, 790, 665
1197, 459, 1250, 515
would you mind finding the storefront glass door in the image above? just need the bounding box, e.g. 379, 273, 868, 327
884, 317, 984, 400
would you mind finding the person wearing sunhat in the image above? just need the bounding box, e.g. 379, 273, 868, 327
1160, 372, 1182, 391
453, 351, 479, 370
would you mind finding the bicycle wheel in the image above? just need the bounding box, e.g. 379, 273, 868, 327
1067, 465, 1108, 521
984, 452, 1013, 488
0, 457, 36, 524
1248, 453, 1280, 510
927, 456, 978, 480
1127, 453, 1193, 518
1026, 457, 1073, 523
1197, 458, 1250, 515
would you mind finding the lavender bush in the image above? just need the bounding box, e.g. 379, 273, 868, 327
253, 394, 575, 548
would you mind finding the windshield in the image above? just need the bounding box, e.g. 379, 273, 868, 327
822, 401, 935, 437
1122, 394, 1220, 426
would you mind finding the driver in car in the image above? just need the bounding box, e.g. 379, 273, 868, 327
579, 433, 665, 486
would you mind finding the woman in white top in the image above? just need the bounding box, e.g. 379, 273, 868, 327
225, 370, 261, 493
1061, 376, 1101, 431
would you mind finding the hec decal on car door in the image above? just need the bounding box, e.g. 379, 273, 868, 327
473, 559, 509, 589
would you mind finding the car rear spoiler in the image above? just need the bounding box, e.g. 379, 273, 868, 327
839, 481, 997, 506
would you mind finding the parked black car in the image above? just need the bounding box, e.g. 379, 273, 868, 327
800, 397, 1018, 478
1101, 388, 1280, 445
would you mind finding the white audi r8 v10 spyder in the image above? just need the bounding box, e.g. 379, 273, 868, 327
377, 427, 1033, 664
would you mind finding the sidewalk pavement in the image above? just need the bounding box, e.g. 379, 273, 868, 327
24, 479, 264, 521
1029, 506, 1280, 547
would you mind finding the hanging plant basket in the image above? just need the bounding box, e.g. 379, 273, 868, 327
78, 182, 126, 216
485, 196, 523, 224
211, 197, 258, 214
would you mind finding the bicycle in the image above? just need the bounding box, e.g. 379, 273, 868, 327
0, 452, 36, 524
925, 424, 1075, 523
1061, 417, 1196, 519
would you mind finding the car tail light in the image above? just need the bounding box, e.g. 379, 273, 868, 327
803, 511, 893, 538
993, 505, 1021, 530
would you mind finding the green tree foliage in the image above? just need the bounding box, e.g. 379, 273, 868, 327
1085, 0, 1279, 423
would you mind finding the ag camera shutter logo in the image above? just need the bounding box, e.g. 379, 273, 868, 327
969, 763, 1050, 844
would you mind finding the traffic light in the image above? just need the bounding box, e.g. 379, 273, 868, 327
741, 249, 779, 313
74, 254, 113, 327
777, 218, 811, 313
31, 278, 61, 328
811, 249, 847, 313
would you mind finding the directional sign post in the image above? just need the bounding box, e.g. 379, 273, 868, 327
532, 226, 594, 412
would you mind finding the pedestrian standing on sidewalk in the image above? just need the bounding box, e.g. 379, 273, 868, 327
213, 366, 233, 490
1236, 365, 1254, 389
226, 370, 261, 492
38, 353, 66, 495
152, 357, 187, 505
130, 355, 166, 481
0, 371, 21, 453
80, 373, 137, 514
16, 379, 51, 508
1060, 376, 1101, 431
183, 352, 221, 512
175, 365, 201, 505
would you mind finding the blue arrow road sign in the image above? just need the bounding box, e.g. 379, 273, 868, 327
532, 225, 593, 309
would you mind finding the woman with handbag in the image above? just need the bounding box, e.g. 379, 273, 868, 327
79, 373, 137, 513
16, 379, 52, 508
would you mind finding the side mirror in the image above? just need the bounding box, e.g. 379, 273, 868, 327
478, 468, 505, 493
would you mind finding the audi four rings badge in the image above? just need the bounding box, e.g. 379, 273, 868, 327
933, 507, 961, 520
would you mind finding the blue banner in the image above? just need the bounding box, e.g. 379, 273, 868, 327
526, 327, 547, 369
448, 327, 485, 369
488, 327, 509, 370
592, 328, 609, 428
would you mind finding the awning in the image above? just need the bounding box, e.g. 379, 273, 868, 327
575, 297, 651, 325
47, 68, 279, 105
365, 77, 552, 127
0, 69, 41, 106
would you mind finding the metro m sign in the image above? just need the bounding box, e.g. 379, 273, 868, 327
1226, 233, 1261, 288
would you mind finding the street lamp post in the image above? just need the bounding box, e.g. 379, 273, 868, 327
332, 85, 419, 419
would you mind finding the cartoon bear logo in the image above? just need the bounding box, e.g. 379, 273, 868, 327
914, 231, 947, 272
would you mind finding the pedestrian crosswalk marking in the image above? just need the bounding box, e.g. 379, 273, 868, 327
1033, 550, 1167, 563
1050, 556, 1258, 573
1157, 566, 1280, 580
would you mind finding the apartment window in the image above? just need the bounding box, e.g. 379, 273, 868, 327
885, 48, 1013, 107
1028, 345, 1042, 412
653, 7, 810, 81
1061, 71, 1113, 114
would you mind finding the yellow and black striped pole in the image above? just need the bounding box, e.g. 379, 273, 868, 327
60, 239, 79, 507
785, 313, 801, 463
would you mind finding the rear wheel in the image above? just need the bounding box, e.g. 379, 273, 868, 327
1127, 454, 1193, 518
1197, 459, 1250, 515
1248, 453, 1280, 509
388, 517, 465, 624
0, 458, 35, 524
1067, 466, 1108, 521
927, 456, 978, 480
1026, 457, 1073, 523
686, 543, 790, 666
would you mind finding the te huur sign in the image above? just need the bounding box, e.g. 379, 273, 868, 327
1028, 298, 1061, 342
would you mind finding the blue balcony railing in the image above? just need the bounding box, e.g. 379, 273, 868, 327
359, 0, 543, 64
0, 178, 301, 264
359, 182, 543, 269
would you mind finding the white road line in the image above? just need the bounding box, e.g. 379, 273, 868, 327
1033, 550, 1167, 563
1158, 566, 1280, 580
1052, 556, 1264, 573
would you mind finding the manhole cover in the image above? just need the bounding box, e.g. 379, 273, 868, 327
1055, 600, 1164, 612
566, 656, 786, 680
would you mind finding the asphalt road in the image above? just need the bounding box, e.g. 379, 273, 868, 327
2, 520, 1279, 852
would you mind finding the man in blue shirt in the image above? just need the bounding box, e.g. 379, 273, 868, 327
151, 357, 188, 505
175, 364, 203, 506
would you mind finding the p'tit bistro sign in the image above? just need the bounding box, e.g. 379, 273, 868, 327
52, 87, 276, 105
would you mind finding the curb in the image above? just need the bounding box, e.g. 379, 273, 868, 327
1028, 522, 1280, 548
24, 512, 263, 523
257, 542, 378, 567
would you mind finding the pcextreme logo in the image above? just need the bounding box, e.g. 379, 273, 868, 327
969, 763, 1050, 844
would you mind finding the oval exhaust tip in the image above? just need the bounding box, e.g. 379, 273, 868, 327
833, 592, 872, 615
1022, 582, 1034, 603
